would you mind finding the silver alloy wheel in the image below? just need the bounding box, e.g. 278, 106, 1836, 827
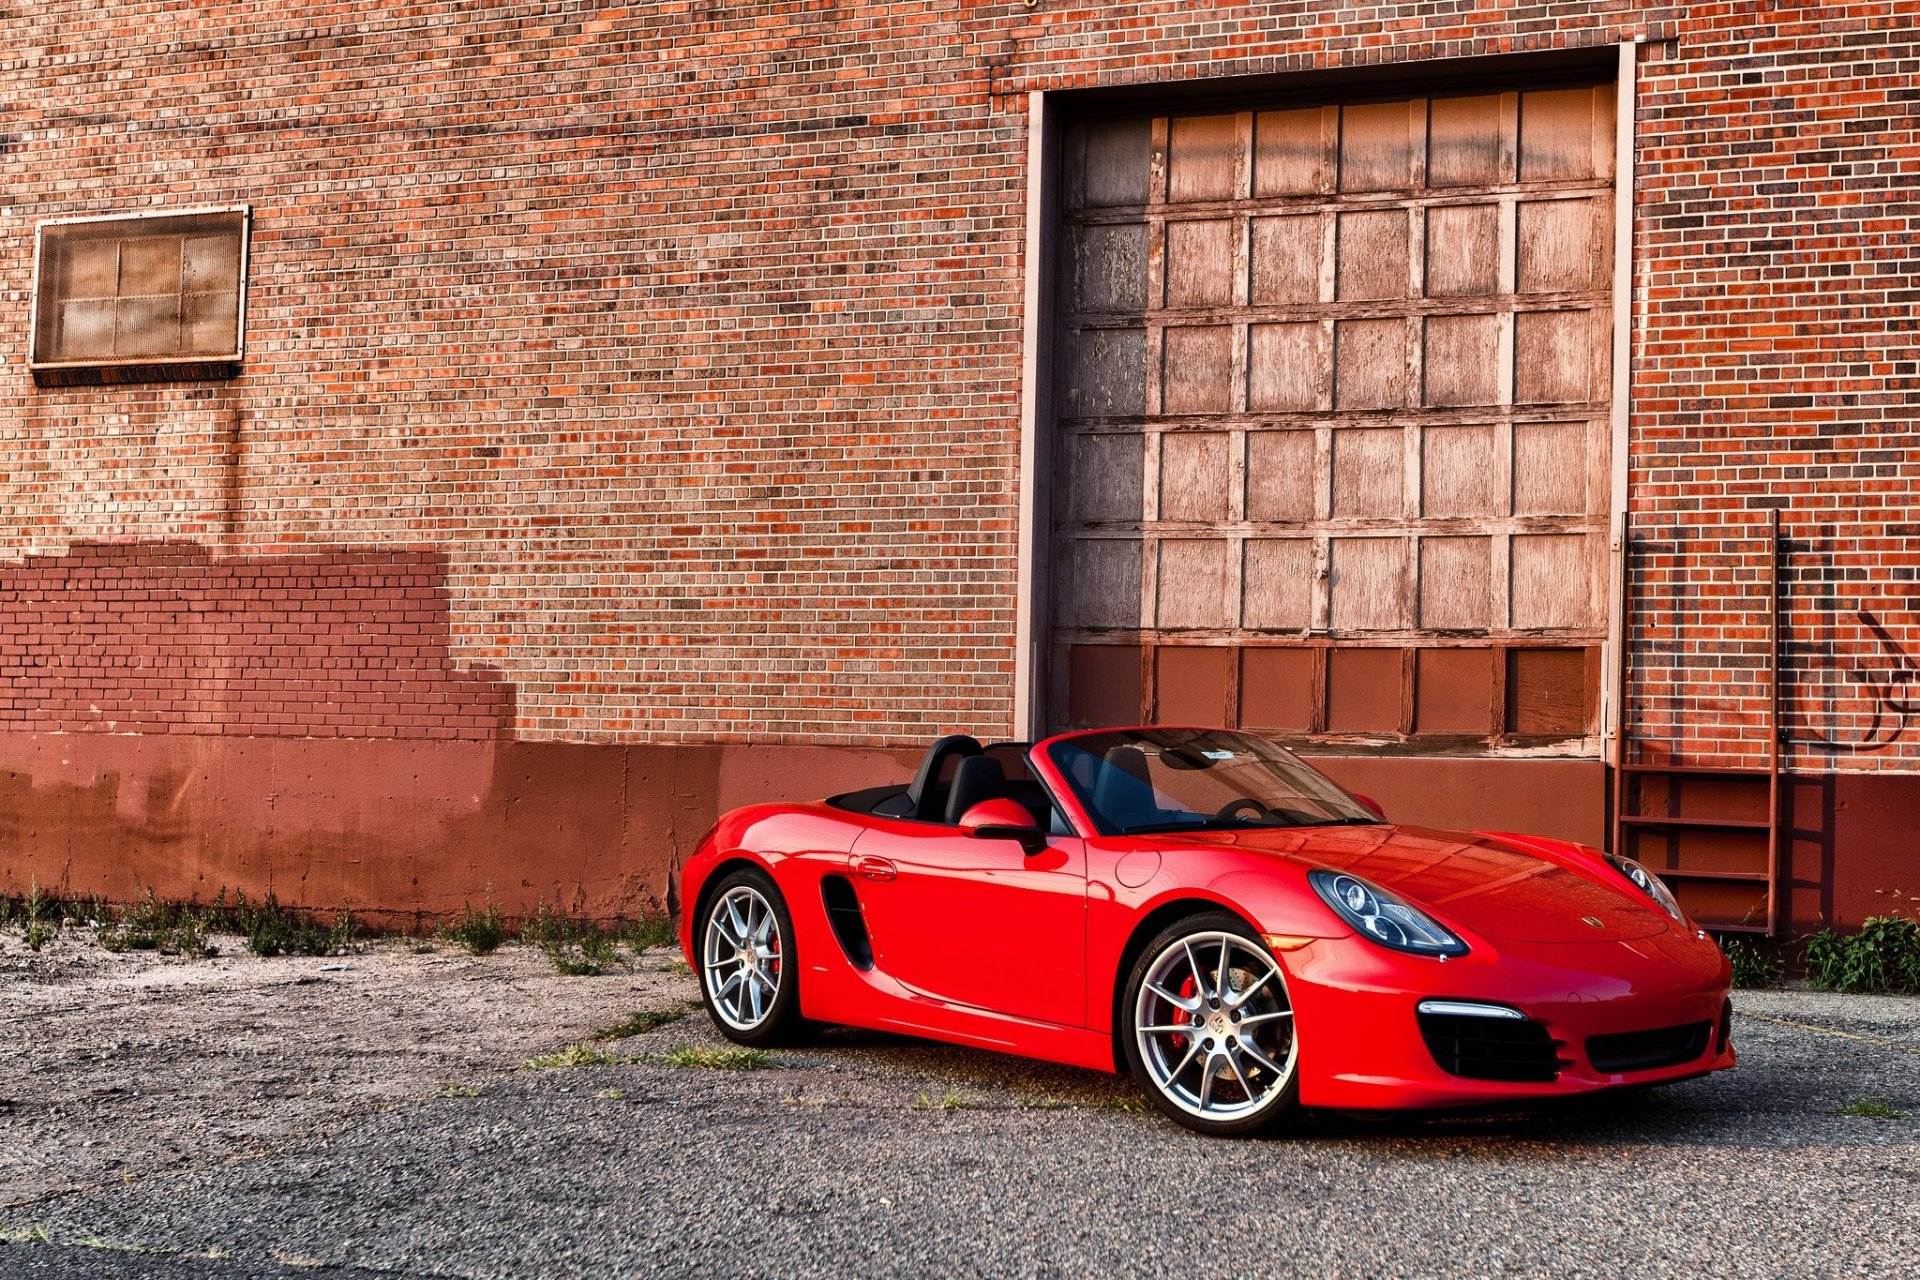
703, 884, 783, 1032
1133, 930, 1298, 1122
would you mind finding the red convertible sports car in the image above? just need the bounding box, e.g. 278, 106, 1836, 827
679, 726, 1735, 1136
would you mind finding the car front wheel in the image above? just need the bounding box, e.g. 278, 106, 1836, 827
697, 868, 805, 1046
1122, 912, 1302, 1137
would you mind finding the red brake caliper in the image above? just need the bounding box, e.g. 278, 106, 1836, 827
1170, 974, 1200, 1053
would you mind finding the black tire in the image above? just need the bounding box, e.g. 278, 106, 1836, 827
1120, 910, 1303, 1138
695, 867, 807, 1047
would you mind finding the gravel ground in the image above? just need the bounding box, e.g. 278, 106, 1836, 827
2, 932, 1917, 1279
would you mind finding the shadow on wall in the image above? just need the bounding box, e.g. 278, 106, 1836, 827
0, 541, 920, 923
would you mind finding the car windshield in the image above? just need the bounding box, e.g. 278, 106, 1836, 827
1044, 728, 1379, 837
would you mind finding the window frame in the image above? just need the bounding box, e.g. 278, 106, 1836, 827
28, 204, 253, 387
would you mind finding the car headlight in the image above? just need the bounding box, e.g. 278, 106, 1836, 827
1605, 855, 1687, 922
1308, 869, 1468, 957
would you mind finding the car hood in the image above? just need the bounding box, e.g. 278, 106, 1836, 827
1177, 824, 1671, 944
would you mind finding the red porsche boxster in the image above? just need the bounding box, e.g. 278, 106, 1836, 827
679, 726, 1735, 1136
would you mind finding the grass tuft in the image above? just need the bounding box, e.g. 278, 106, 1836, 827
524, 1043, 623, 1070
1835, 1098, 1910, 1120
588, 1004, 700, 1041
661, 1046, 771, 1071
1716, 934, 1782, 989
912, 1089, 983, 1111
226, 892, 356, 958
97, 889, 218, 957
1804, 916, 1920, 995
438, 899, 505, 956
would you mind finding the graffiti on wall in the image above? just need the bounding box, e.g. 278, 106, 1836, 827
1788, 606, 1920, 753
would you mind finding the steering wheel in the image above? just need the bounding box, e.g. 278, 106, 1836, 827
1212, 798, 1270, 824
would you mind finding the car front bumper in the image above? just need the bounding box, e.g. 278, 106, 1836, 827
1281, 925, 1736, 1111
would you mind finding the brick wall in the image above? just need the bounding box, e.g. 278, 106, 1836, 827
1628, 12, 1920, 771
0, 2, 1915, 878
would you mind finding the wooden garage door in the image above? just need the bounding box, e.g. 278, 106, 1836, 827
1050, 85, 1616, 750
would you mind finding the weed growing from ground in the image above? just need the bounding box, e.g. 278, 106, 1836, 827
225, 893, 355, 958
912, 1089, 982, 1111
517, 901, 654, 976
1716, 935, 1782, 989
1804, 916, 1920, 995
618, 912, 676, 953
438, 899, 505, 955
1834, 1098, 1910, 1120
22, 921, 53, 952
97, 890, 217, 957
589, 1005, 700, 1041
661, 1046, 771, 1071
525, 1044, 624, 1070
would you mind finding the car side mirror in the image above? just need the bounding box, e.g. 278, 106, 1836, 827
957, 798, 1047, 854
1352, 793, 1387, 819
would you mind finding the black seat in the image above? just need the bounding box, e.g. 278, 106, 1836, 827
945, 755, 1008, 825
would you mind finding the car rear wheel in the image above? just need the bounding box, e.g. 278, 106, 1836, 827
1122, 912, 1301, 1137
698, 869, 805, 1046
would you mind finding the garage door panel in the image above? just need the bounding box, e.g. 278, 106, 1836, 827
1422, 424, 1500, 518
1168, 114, 1241, 203
1517, 199, 1595, 294
1331, 427, 1404, 518
1426, 94, 1505, 187
1339, 100, 1418, 192
1419, 536, 1493, 630
1068, 644, 1145, 727
1075, 119, 1154, 208
1161, 325, 1235, 414
1052, 79, 1615, 751
1423, 314, 1502, 407
1330, 537, 1410, 632
1254, 107, 1332, 197
1248, 321, 1328, 411
1065, 326, 1147, 417
1337, 209, 1412, 301
1070, 223, 1150, 313
1510, 533, 1595, 630
1157, 539, 1231, 629
1519, 85, 1614, 183
1069, 433, 1146, 524
1067, 539, 1143, 630
1240, 647, 1317, 730
1244, 430, 1317, 522
1250, 215, 1324, 305
1513, 422, 1590, 516
1334, 318, 1411, 409
1154, 646, 1233, 725
1425, 203, 1500, 297
1160, 432, 1231, 522
1165, 219, 1238, 309
1514, 309, 1591, 404
1243, 538, 1315, 630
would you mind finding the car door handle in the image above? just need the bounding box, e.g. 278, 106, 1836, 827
853, 855, 897, 882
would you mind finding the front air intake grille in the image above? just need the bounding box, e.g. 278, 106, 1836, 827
1586, 1021, 1713, 1074
1417, 1011, 1564, 1083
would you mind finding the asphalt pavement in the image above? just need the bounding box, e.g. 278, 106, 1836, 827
3, 950, 1917, 1279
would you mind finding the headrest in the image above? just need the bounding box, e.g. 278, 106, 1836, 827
907, 733, 983, 820
945, 754, 1008, 825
